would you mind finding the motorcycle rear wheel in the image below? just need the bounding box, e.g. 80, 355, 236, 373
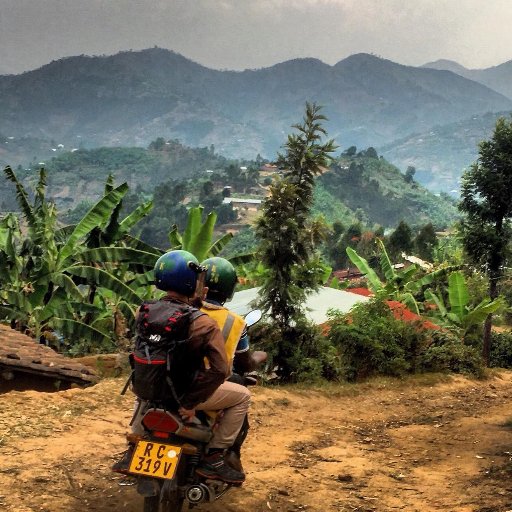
143, 496, 159, 512
143, 494, 184, 512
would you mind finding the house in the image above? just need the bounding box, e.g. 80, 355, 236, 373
331, 268, 364, 281
222, 197, 263, 211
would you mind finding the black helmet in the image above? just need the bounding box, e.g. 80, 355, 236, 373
154, 250, 205, 297
201, 257, 238, 304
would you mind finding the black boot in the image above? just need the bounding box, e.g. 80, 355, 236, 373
196, 449, 245, 484
112, 444, 135, 474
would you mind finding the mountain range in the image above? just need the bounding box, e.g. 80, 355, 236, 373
1, 48, 512, 193
422, 59, 512, 101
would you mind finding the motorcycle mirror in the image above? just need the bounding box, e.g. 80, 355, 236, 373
244, 309, 262, 327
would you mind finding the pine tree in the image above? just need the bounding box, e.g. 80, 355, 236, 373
255, 103, 337, 377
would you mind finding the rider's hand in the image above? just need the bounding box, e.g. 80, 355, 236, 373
178, 406, 196, 421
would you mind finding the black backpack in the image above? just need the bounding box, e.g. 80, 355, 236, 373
130, 299, 203, 404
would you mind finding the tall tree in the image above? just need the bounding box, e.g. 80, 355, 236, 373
256, 103, 336, 377
414, 222, 438, 261
459, 116, 512, 364
388, 220, 413, 259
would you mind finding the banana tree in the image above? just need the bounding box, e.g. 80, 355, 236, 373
424, 271, 505, 339
1, 166, 158, 347
168, 205, 253, 264
168, 206, 232, 261
347, 240, 422, 313
346, 239, 461, 314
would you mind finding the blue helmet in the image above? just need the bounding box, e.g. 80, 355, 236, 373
154, 250, 205, 297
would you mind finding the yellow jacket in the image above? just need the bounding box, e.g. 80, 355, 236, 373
200, 302, 246, 368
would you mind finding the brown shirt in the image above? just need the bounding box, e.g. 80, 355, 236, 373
173, 310, 229, 409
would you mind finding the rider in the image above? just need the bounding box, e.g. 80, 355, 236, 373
200, 256, 265, 378
200, 257, 266, 471
116, 250, 249, 484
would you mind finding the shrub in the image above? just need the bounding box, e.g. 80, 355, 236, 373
327, 299, 430, 381
489, 331, 512, 368
251, 319, 342, 383
419, 330, 485, 377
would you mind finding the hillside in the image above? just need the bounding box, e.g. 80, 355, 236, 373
318, 152, 458, 228
0, 140, 231, 212
1, 48, 511, 164
0, 143, 457, 245
423, 58, 512, 100
380, 111, 512, 193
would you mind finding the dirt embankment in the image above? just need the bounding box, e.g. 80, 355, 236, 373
1, 372, 512, 512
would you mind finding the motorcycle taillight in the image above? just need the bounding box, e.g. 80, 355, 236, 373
142, 409, 180, 433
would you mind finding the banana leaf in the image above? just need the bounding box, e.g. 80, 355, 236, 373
65, 265, 142, 304
51, 273, 85, 302
208, 233, 234, 257
58, 183, 129, 265
37, 287, 74, 323
117, 300, 137, 331
77, 247, 158, 267
182, 206, 202, 250
168, 225, 182, 249
377, 239, 396, 281
187, 211, 217, 261
123, 235, 163, 256
53, 317, 112, 345
462, 297, 505, 331
0, 305, 19, 321
424, 289, 447, 317
229, 253, 256, 266
119, 200, 154, 234
128, 270, 155, 290
3, 166, 35, 226
346, 246, 383, 292
447, 271, 469, 319
400, 292, 420, 315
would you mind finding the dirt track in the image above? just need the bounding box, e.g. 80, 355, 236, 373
2, 372, 512, 512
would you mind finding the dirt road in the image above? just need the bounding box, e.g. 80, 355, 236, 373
1, 372, 512, 512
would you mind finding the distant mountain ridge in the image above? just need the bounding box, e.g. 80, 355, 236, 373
1, 48, 511, 166
422, 59, 512, 100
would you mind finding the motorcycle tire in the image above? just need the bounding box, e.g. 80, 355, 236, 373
143, 496, 159, 512
143, 494, 184, 512
162, 495, 184, 512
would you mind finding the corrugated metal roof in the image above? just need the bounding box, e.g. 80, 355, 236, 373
228, 286, 369, 324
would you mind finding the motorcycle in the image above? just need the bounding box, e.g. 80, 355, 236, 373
116, 309, 264, 512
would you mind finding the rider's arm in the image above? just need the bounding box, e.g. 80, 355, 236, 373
179, 314, 228, 410
232, 325, 255, 374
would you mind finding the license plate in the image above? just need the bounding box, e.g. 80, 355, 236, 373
128, 441, 182, 480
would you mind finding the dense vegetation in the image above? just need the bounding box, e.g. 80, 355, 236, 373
0, 138, 459, 253
2, 107, 512, 388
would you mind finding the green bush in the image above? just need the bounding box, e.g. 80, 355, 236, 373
489, 331, 512, 368
327, 299, 430, 381
251, 319, 342, 383
419, 330, 485, 377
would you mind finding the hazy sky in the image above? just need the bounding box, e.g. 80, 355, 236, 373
1, 0, 511, 75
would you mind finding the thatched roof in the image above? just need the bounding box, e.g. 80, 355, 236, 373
0, 324, 98, 391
